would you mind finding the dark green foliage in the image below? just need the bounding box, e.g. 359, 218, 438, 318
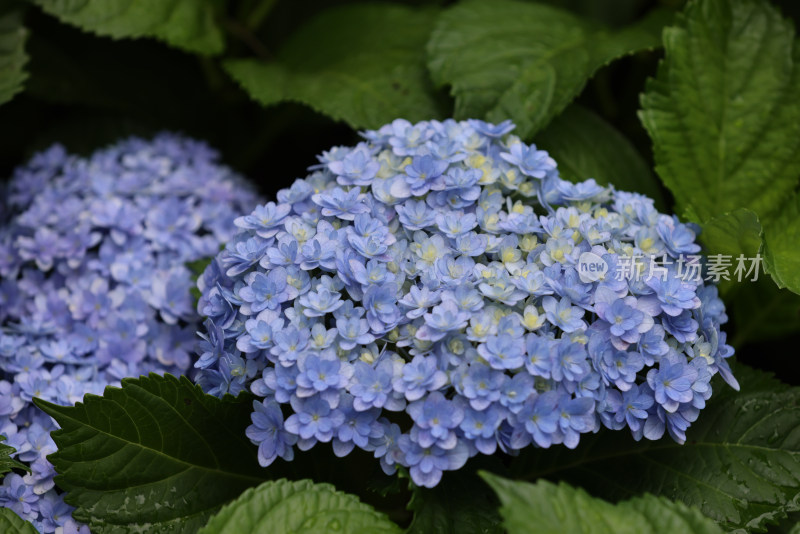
482, 474, 723, 534
509, 367, 800, 531
0, 2, 28, 106
0, 435, 27, 477
35, 374, 266, 533
198, 479, 401, 534
0, 509, 38, 534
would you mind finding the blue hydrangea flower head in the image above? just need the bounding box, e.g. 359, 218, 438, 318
195, 118, 736, 488
0, 134, 259, 529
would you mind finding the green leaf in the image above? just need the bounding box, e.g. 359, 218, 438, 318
427, 0, 668, 138
1, 435, 27, 476
534, 104, 665, 208
640, 0, 800, 294
482, 473, 724, 534
698, 208, 764, 296
198, 478, 401, 534
31, 0, 224, 55
0, 508, 38, 534
0, 4, 29, 106
699, 208, 762, 258
510, 366, 800, 531
639, 0, 800, 223
406, 468, 503, 534
764, 194, 800, 295
34, 373, 266, 533
224, 4, 443, 130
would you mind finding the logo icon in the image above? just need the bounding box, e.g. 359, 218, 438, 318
577, 252, 608, 283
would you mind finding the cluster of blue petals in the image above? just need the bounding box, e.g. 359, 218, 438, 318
0, 134, 258, 531
195, 118, 739, 488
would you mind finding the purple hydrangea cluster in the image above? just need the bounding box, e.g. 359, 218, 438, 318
0, 134, 259, 531
195, 118, 738, 488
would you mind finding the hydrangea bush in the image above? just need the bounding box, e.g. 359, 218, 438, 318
0, 134, 259, 531
195, 119, 738, 488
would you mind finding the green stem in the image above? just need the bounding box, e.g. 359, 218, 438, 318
394, 345, 412, 361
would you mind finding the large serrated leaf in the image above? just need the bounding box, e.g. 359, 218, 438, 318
697, 210, 800, 346
224, 4, 443, 130
0, 4, 28, 106
763, 194, 800, 295
699, 209, 762, 259
34, 373, 266, 533
1, 435, 27, 476
198, 478, 401, 534
0, 508, 38, 534
32, 0, 224, 55
509, 366, 800, 532
639, 0, 800, 224
534, 104, 665, 208
427, 0, 668, 139
482, 473, 723, 534
697, 208, 763, 297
